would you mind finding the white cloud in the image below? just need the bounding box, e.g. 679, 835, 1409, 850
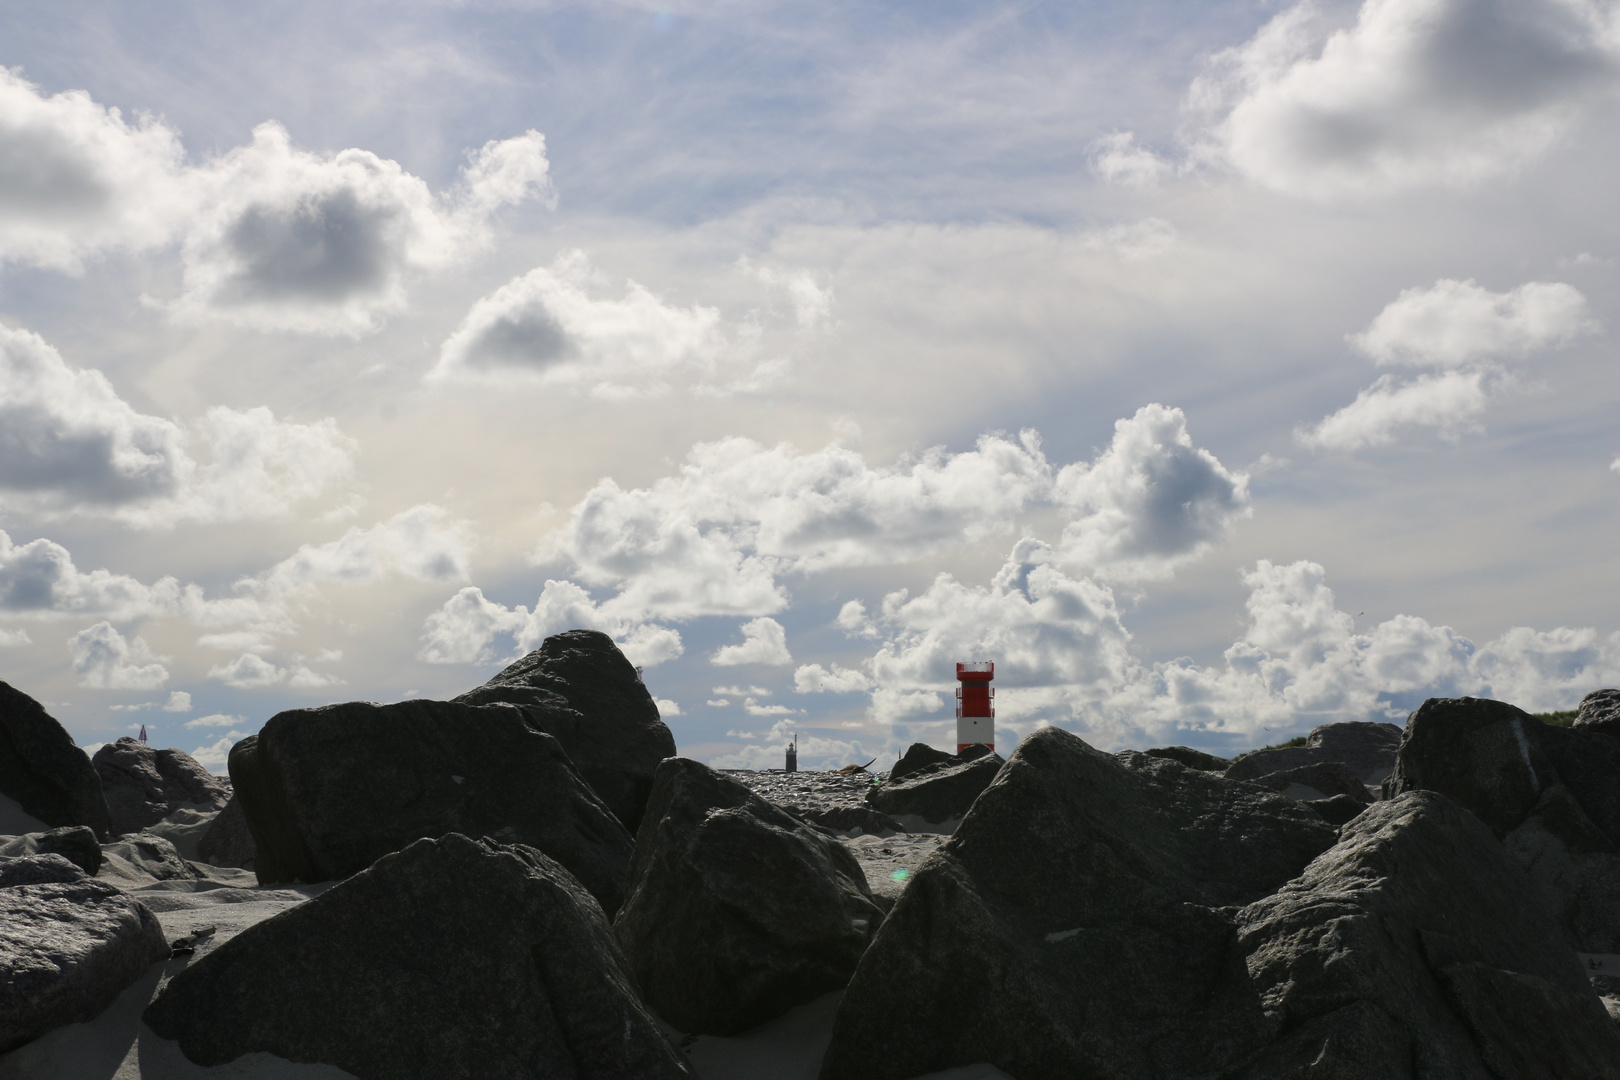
162, 690, 191, 712
189, 735, 245, 774
713, 685, 770, 696
707, 716, 870, 771
1350, 279, 1597, 367
794, 662, 873, 693
0, 322, 355, 525
1298, 368, 1498, 450
654, 698, 682, 716
68, 622, 169, 689
206, 652, 342, 689
259, 504, 470, 592
417, 585, 529, 664
1054, 404, 1251, 581
1091, 132, 1174, 188
0, 68, 186, 271
416, 579, 684, 669
706, 698, 732, 708
712, 616, 793, 666
1195, 0, 1620, 198
0, 628, 29, 647
184, 713, 245, 729
743, 698, 799, 716
170, 124, 553, 335
0, 529, 180, 619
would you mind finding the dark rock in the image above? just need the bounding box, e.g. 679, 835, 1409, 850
1533, 722, 1620, 847
1574, 688, 1620, 740
195, 793, 255, 869
1228, 721, 1402, 787
866, 750, 1005, 824
0, 681, 111, 840
454, 629, 675, 833
143, 832, 690, 1080
1234, 791, 1620, 1077
98, 832, 201, 883
0, 876, 170, 1053
886, 742, 954, 784
1381, 697, 1554, 833
819, 727, 1337, 1080
0, 853, 86, 888
229, 698, 633, 913
90, 737, 230, 837
1249, 761, 1371, 803
1305, 794, 1369, 827
1502, 783, 1620, 953
1143, 745, 1230, 772
614, 758, 883, 1036
795, 804, 905, 837
0, 825, 102, 876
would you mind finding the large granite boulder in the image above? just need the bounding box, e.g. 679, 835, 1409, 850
614, 758, 883, 1036
0, 682, 110, 840
453, 629, 676, 833
1, 874, 170, 1053
1227, 720, 1403, 787
195, 793, 255, 869
1573, 688, 1620, 740
144, 832, 690, 1080
1248, 761, 1372, 803
1143, 745, 1229, 772
1384, 695, 1620, 956
97, 832, 202, 885
819, 727, 1338, 1080
91, 738, 230, 836
1233, 791, 1620, 1077
887, 742, 954, 784
866, 749, 1004, 824
0, 853, 85, 888
228, 698, 633, 913
0, 825, 102, 876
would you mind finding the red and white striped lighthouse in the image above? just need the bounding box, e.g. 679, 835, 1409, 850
955, 662, 994, 753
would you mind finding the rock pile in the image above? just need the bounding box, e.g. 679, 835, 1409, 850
91, 737, 231, 836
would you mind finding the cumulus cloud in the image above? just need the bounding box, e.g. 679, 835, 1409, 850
189, 735, 248, 774
0, 322, 355, 524
707, 715, 870, 771
0, 529, 185, 621
712, 617, 793, 666
0, 68, 186, 270
1301, 279, 1598, 450
207, 652, 341, 689
1349, 278, 1597, 366
1054, 405, 1252, 581
654, 698, 682, 716
416, 580, 684, 669
794, 663, 873, 694
1091, 132, 1174, 188
1194, 0, 1620, 198
184, 713, 244, 729
173, 124, 553, 335
0, 628, 30, 647
163, 690, 191, 712
68, 622, 169, 689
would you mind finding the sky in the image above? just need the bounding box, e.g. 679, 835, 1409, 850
0, 0, 1615, 773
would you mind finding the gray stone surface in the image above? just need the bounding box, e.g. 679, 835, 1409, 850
887, 742, 954, 784
866, 751, 1004, 824
453, 629, 676, 833
796, 804, 905, 837
143, 832, 690, 1080
97, 832, 201, 886
1227, 721, 1402, 787
1383, 697, 1556, 832
1574, 688, 1620, 740
1235, 791, 1620, 1078
0, 681, 111, 840
1143, 745, 1230, 772
0, 824, 102, 876
196, 792, 255, 869
614, 758, 883, 1036
1248, 761, 1372, 803
91, 738, 229, 837
0, 875, 170, 1054
0, 853, 85, 888
820, 727, 1337, 1080
229, 697, 633, 914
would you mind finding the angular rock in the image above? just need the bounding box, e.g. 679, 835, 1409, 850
0, 681, 111, 840
1382, 696, 1555, 833
0, 875, 170, 1053
1501, 783, 1620, 953
0, 825, 102, 876
1249, 761, 1371, 803
91, 737, 230, 836
0, 853, 85, 888
1143, 745, 1230, 772
1533, 722, 1620, 847
97, 832, 201, 884
795, 804, 905, 837
820, 727, 1338, 1080
1227, 721, 1402, 787
196, 793, 255, 869
1305, 794, 1369, 827
615, 758, 883, 1036
887, 742, 954, 784
1574, 687, 1620, 740
144, 832, 689, 1080
229, 698, 633, 913
1234, 791, 1620, 1077
454, 629, 675, 833
866, 750, 1004, 824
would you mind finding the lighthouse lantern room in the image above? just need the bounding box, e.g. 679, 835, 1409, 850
955, 662, 994, 753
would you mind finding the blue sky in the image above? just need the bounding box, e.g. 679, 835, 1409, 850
0, 0, 1615, 770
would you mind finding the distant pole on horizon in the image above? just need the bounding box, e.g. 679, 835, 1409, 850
955, 662, 994, 753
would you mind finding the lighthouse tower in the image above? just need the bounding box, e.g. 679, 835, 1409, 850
955, 662, 994, 753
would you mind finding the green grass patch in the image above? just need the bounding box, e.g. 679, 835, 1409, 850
1533, 710, 1578, 728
